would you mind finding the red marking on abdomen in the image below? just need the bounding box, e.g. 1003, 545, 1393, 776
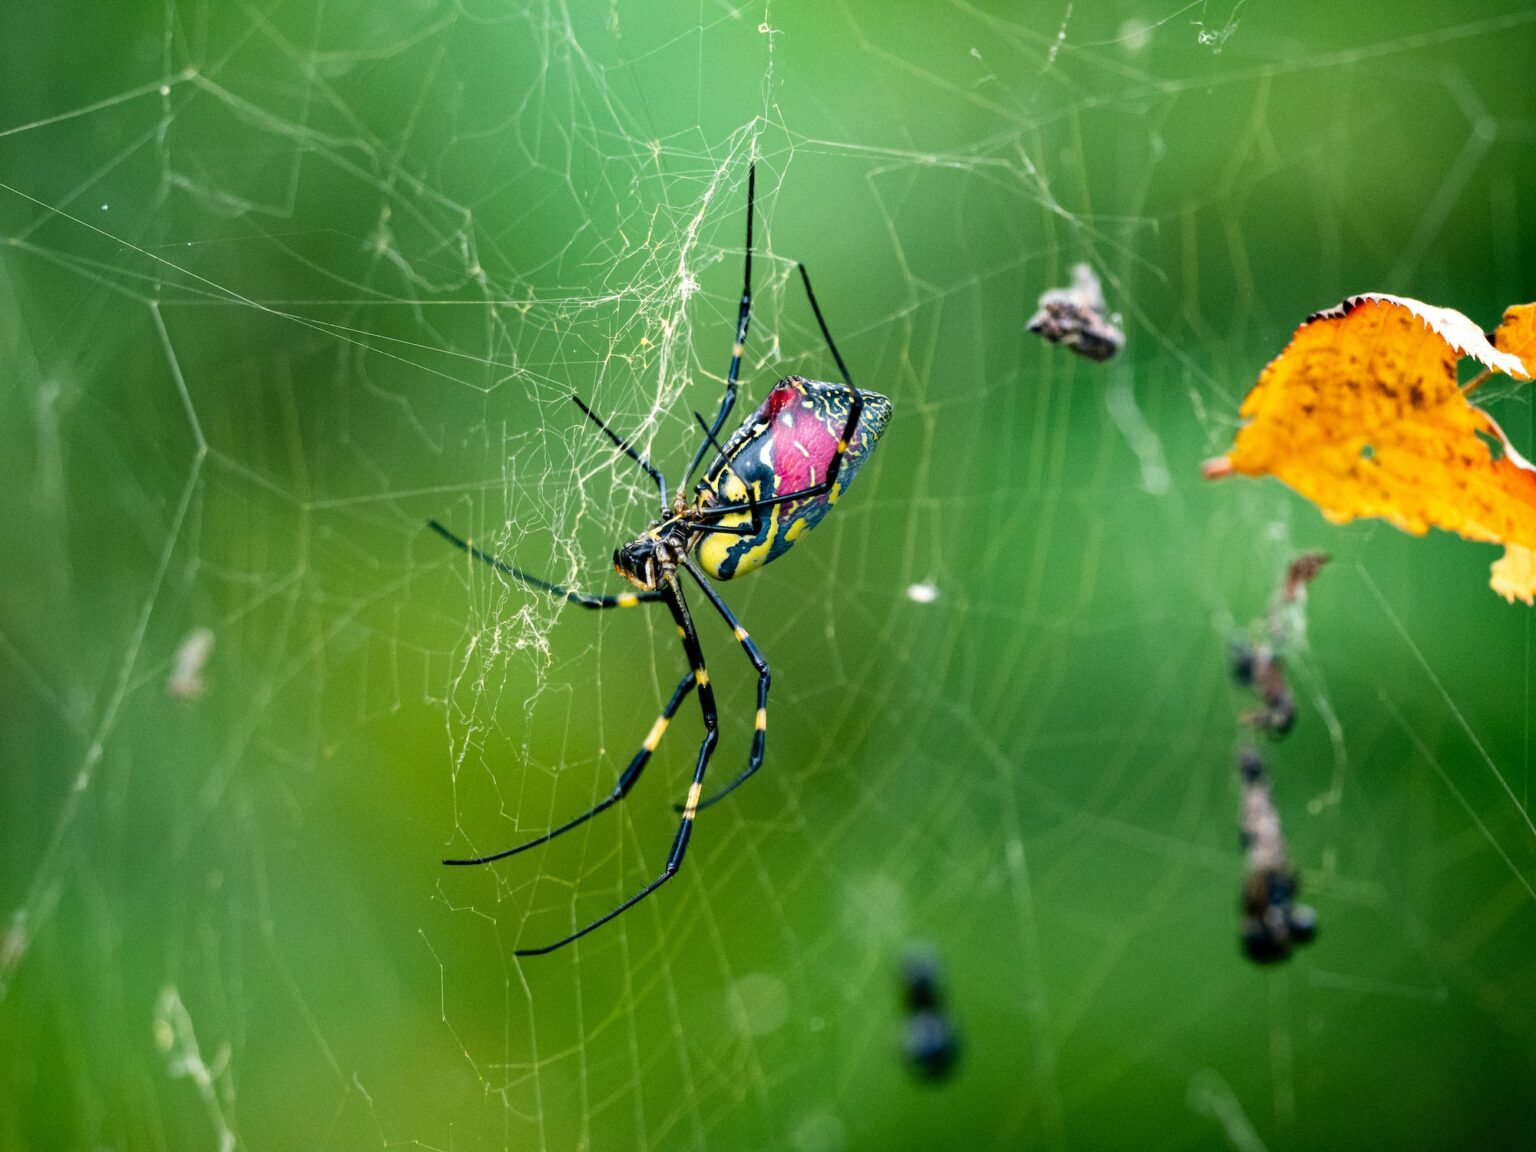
763, 383, 798, 420
770, 402, 839, 492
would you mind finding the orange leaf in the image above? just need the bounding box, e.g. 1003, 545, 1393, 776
1495, 303, 1536, 368
1491, 543, 1536, 606
1204, 294, 1536, 602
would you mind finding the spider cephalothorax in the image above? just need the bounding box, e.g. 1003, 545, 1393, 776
613, 521, 695, 591
432, 165, 891, 956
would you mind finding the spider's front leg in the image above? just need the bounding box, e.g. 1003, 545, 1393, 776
442, 669, 697, 867
683, 164, 756, 488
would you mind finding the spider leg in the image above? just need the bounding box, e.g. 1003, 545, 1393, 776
796, 260, 854, 387
672, 558, 769, 812
442, 670, 696, 866
428, 520, 661, 609
697, 260, 864, 522
512, 575, 720, 956
570, 394, 669, 513
685, 410, 762, 537
683, 164, 755, 488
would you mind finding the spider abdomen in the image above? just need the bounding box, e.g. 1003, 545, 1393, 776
695, 376, 892, 580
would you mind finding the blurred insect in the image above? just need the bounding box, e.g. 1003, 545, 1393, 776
899, 947, 960, 1081
432, 166, 893, 956
1026, 263, 1124, 362
1229, 552, 1329, 737
167, 627, 215, 700
1237, 750, 1317, 964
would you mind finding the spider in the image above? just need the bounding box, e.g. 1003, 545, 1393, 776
432, 167, 893, 955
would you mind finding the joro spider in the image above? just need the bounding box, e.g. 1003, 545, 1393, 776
432, 167, 892, 955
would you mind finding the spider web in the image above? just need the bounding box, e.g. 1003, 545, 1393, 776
2, 2, 1535, 1149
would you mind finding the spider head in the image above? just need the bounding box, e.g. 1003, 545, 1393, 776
613, 525, 688, 591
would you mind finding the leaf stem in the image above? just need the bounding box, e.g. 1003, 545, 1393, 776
1462, 367, 1495, 396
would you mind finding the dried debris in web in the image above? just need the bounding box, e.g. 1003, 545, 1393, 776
1026, 263, 1125, 363
1228, 553, 1328, 963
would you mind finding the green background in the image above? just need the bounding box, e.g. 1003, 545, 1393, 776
3, 2, 1535, 1149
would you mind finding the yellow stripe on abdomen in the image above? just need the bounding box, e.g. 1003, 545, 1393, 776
696, 505, 783, 579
